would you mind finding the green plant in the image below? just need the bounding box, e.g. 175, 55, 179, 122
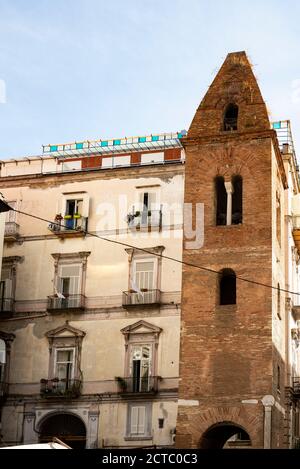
115, 376, 127, 390
134, 211, 140, 217
64, 215, 72, 219
73, 213, 81, 219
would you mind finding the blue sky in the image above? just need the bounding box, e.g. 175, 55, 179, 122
0, 0, 299, 159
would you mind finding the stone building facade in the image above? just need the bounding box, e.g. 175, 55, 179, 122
0, 51, 300, 448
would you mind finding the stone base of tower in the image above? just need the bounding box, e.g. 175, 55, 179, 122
175, 401, 286, 449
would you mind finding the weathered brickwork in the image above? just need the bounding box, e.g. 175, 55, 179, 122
176, 52, 286, 448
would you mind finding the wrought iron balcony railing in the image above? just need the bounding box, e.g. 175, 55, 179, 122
0, 298, 15, 314
48, 216, 87, 234
40, 378, 82, 398
47, 294, 85, 312
293, 377, 300, 396
127, 210, 162, 230
122, 289, 161, 308
4, 222, 20, 239
115, 376, 159, 394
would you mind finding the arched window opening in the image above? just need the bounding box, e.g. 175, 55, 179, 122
277, 365, 281, 392
216, 177, 227, 226
232, 175, 243, 224
223, 104, 238, 131
220, 269, 236, 305
0, 339, 6, 384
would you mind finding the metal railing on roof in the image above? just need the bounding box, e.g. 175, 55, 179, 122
42, 131, 186, 159
272, 120, 298, 167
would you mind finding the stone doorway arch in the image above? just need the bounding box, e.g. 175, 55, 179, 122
39, 412, 86, 449
199, 421, 251, 449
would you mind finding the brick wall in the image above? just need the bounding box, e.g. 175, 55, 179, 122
176, 51, 287, 449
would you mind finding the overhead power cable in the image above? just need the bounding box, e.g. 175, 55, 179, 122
7, 205, 300, 297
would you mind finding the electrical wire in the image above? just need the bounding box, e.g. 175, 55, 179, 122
7, 205, 300, 297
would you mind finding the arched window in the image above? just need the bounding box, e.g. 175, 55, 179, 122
223, 104, 238, 131
232, 175, 243, 224
220, 269, 236, 305
215, 176, 227, 226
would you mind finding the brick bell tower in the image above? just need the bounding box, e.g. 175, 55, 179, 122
176, 51, 288, 449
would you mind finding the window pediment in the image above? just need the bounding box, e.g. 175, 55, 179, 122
121, 320, 162, 336
46, 322, 85, 339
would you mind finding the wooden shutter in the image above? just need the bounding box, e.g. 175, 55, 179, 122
135, 261, 155, 290
137, 406, 146, 434
130, 406, 139, 434
59, 264, 81, 294
131, 406, 146, 435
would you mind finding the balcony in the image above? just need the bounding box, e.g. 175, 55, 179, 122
292, 216, 300, 255
115, 376, 159, 394
48, 216, 87, 238
4, 222, 20, 241
0, 298, 15, 317
127, 210, 162, 231
122, 289, 161, 309
47, 294, 86, 313
293, 377, 300, 397
40, 378, 81, 398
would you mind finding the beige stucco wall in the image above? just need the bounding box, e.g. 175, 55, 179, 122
0, 164, 183, 447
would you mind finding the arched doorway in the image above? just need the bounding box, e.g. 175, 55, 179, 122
199, 421, 251, 449
39, 413, 86, 449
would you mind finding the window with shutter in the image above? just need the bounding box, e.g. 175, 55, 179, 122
134, 261, 155, 290
54, 348, 75, 392
130, 406, 146, 435
130, 345, 152, 392
58, 264, 81, 295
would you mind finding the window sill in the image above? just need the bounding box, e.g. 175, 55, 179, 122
124, 436, 152, 442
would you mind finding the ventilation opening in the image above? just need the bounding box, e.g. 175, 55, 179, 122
216, 176, 227, 226
220, 269, 236, 305
232, 175, 243, 224
223, 104, 238, 131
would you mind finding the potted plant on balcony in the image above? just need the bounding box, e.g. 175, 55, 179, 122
73, 213, 81, 219
63, 215, 72, 219
126, 213, 135, 225
115, 376, 127, 391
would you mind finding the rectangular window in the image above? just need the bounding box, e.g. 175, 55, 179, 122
126, 403, 152, 439
0, 268, 13, 310
130, 406, 146, 435
54, 348, 75, 391
134, 260, 155, 290
58, 264, 81, 295
130, 345, 152, 392
56, 264, 81, 308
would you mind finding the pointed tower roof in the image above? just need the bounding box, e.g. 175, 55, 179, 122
188, 51, 270, 138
